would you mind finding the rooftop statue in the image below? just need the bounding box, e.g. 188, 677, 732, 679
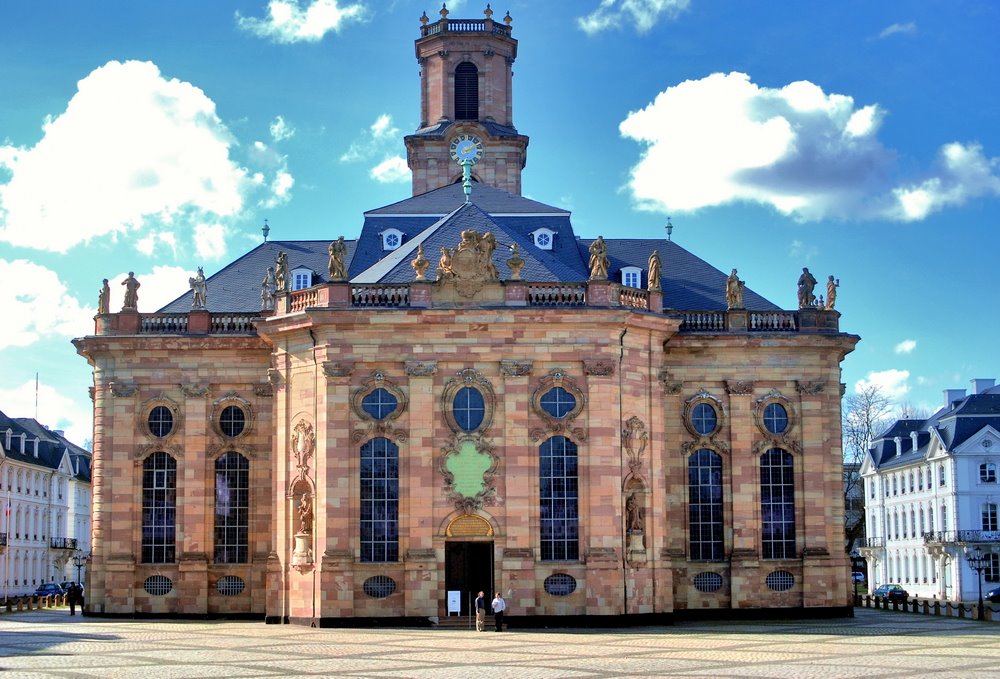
588, 236, 609, 281
189, 267, 208, 310
121, 272, 140, 310
328, 236, 347, 281
797, 267, 817, 308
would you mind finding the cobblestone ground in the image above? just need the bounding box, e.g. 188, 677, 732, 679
1, 608, 999, 678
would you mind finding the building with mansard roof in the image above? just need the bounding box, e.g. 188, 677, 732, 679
859, 379, 1000, 603
0, 409, 92, 596
74, 7, 858, 625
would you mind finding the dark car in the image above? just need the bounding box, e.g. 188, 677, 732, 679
61, 581, 84, 595
985, 585, 1000, 603
33, 583, 65, 597
873, 584, 909, 602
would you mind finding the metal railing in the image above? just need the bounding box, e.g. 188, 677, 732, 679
49, 537, 78, 550
923, 530, 1000, 545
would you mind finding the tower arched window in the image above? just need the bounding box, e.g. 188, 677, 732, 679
760, 448, 795, 559
688, 448, 723, 561
360, 437, 399, 563
540, 436, 579, 561
454, 62, 479, 120
214, 452, 249, 564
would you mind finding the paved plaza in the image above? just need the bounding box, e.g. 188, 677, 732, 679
1, 608, 999, 678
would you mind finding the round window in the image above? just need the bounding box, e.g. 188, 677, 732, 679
540, 387, 576, 419
763, 403, 788, 435
691, 403, 718, 435
543, 573, 577, 596
220, 405, 246, 438
362, 575, 396, 598
766, 570, 795, 592
693, 572, 724, 593
216, 575, 246, 596
144, 575, 173, 596
362, 388, 398, 421
453, 387, 485, 431
148, 406, 174, 438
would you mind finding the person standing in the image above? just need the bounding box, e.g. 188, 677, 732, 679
67, 582, 81, 616
491, 592, 506, 632
475, 591, 486, 632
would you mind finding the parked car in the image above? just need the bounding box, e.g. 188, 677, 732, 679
33, 583, 65, 597
873, 584, 909, 602
985, 585, 1000, 603
852, 572, 866, 583
60, 581, 84, 595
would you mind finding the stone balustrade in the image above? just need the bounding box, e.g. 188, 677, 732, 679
92, 281, 840, 336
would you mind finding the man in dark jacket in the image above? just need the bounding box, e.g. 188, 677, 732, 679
67, 583, 82, 615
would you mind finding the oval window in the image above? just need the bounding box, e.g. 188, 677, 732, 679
362, 388, 398, 421
543, 573, 577, 596
362, 575, 396, 598
766, 570, 795, 592
763, 403, 788, 435
216, 575, 246, 596
148, 406, 174, 438
453, 386, 485, 431
220, 405, 246, 438
540, 387, 576, 419
691, 403, 718, 435
143, 575, 173, 596
693, 572, 723, 593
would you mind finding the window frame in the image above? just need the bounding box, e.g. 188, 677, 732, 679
213, 451, 249, 564
539, 435, 580, 562
688, 448, 724, 561
760, 447, 796, 560
141, 452, 177, 564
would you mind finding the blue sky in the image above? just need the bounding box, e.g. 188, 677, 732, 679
1, 0, 998, 445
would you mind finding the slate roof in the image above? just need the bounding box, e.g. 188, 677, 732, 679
406, 119, 522, 140
0, 410, 92, 481
157, 181, 782, 313
869, 386, 1000, 470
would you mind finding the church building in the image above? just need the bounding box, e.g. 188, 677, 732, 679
74, 7, 859, 625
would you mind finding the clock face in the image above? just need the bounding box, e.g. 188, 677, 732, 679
449, 134, 484, 164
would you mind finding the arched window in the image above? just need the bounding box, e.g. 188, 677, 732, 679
142, 452, 177, 564
688, 449, 723, 561
214, 452, 249, 564
454, 61, 478, 120
760, 448, 795, 559
360, 437, 399, 563
540, 436, 579, 561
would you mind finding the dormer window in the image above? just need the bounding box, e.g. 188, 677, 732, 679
381, 229, 404, 251
530, 228, 555, 251
290, 267, 313, 291
621, 266, 642, 289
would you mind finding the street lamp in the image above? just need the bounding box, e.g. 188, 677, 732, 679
966, 546, 988, 621
71, 552, 88, 586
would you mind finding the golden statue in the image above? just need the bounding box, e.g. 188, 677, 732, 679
588, 236, 609, 280
647, 250, 662, 292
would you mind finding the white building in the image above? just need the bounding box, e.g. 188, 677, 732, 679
0, 410, 92, 597
860, 379, 1000, 602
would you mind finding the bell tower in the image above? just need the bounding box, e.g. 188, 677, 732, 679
404, 4, 529, 196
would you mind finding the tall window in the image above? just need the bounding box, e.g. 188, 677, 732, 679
760, 448, 795, 559
939, 464, 946, 487
454, 62, 478, 120
360, 437, 399, 562
981, 463, 997, 484
987, 553, 1000, 583
983, 503, 999, 532
540, 436, 579, 561
688, 449, 723, 560
142, 452, 177, 564
214, 452, 249, 564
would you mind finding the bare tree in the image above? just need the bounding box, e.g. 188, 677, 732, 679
842, 384, 894, 551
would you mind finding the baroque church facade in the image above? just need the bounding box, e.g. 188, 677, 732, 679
75, 7, 859, 624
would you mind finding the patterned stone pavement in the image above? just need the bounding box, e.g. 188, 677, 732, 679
1, 608, 999, 678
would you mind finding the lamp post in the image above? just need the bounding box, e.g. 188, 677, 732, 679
966, 546, 988, 621
71, 552, 88, 586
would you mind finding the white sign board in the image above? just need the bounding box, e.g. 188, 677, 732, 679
447, 590, 461, 615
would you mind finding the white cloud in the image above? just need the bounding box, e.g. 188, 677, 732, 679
620, 72, 1000, 222
889, 142, 1000, 220
788, 239, 818, 261
370, 156, 410, 184
194, 223, 227, 260
135, 231, 178, 257
0, 379, 93, 448
269, 115, 295, 142
341, 114, 400, 162
237, 0, 365, 44
879, 22, 917, 39
106, 266, 195, 313
0, 259, 94, 350
0, 60, 292, 254
894, 339, 917, 355
855, 369, 911, 401
578, 0, 690, 34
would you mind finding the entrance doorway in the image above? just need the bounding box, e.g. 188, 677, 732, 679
445, 541, 493, 616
